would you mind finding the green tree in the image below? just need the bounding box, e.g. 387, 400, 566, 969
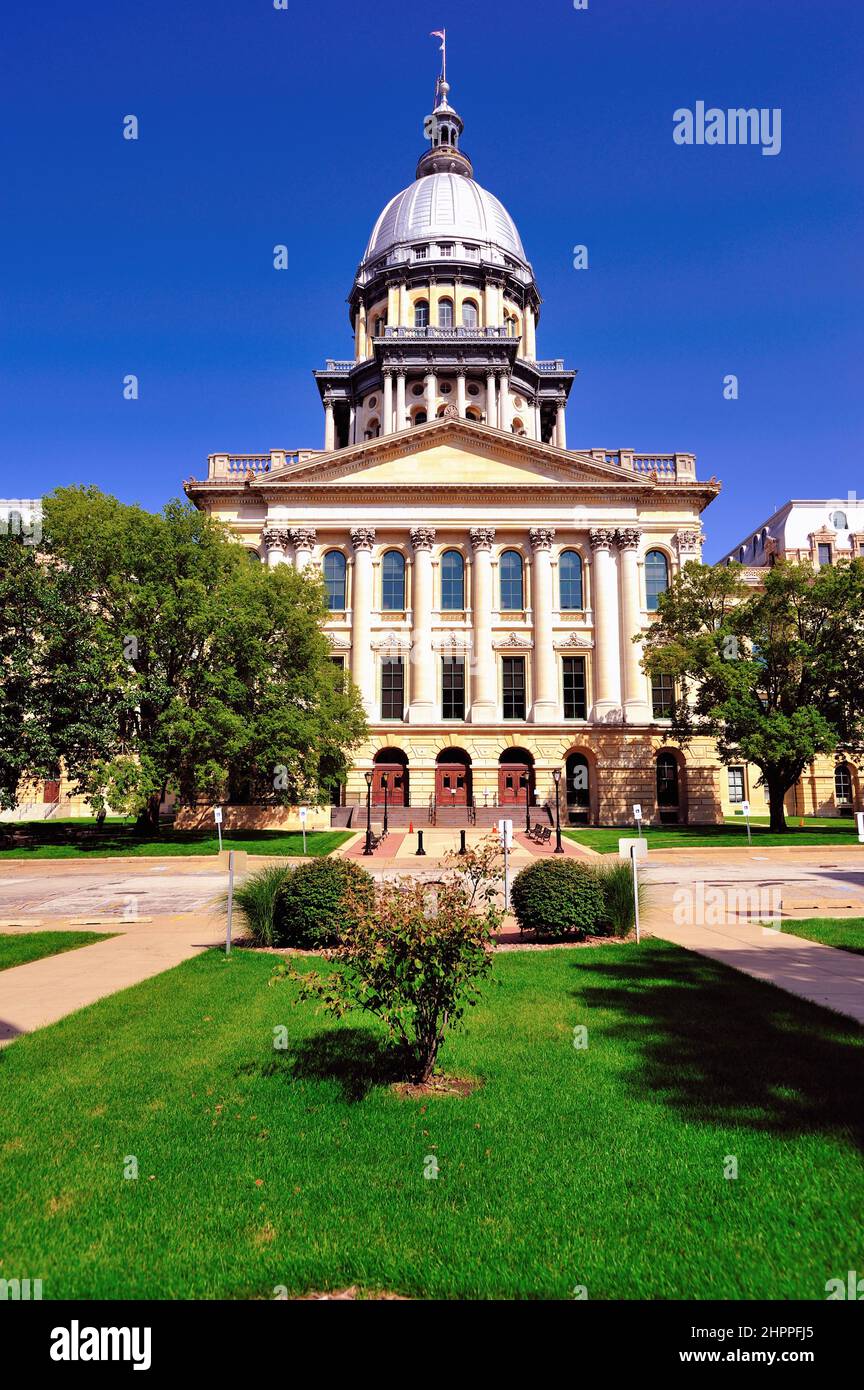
640, 559, 864, 831
41, 486, 366, 827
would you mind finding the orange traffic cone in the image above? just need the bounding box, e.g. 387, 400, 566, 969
409, 819, 414, 834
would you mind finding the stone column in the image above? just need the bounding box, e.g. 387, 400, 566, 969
289, 527, 317, 573
469, 528, 497, 722
395, 371, 407, 431
355, 304, 366, 360
350, 528, 376, 716
348, 404, 356, 445
383, 370, 394, 435
533, 399, 542, 442
456, 369, 467, 419
324, 397, 335, 452
262, 525, 290, 569
486, 370, 496, 425
484, 279, 497, 328
616, 527, 651, 723
525, 305, 537, 359
496, 371, 508, 430
424, 369, 437, 421
408, 527, 436, 723
555, 396, 567, 449
529, 528, 557, 722
589, 528, 622, 719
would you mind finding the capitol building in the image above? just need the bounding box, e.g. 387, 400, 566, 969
184, 67, 780, 826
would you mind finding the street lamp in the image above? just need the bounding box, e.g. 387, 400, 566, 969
381, 771, 389, 837
521, 772, 531, 833
552, 767, 564, 853
363, 770, 374, 855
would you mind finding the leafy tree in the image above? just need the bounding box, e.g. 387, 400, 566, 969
640, 559, 864, 831
38, 486, 366, 826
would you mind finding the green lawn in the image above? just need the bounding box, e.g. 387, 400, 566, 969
565, 816, 860, 854
781, 917, 864, 957
0, 931, 113, 970
1, 942, 862, 1299
0, 820, 351, 860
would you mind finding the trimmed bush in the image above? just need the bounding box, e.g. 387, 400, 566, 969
593, 859, 647, 938
510, 858, 606, 939
228, 863, 293, 947
273, 856, 375, 948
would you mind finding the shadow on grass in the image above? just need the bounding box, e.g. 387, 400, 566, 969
240, 1026, 410, 1102
573, 944, 864, 1151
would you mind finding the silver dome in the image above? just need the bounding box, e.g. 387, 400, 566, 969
363, 172, 527, 265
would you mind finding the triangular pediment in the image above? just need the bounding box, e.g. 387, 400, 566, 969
257, 418, 654, 492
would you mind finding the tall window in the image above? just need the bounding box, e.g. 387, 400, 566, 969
562, 656, 587, 720
645, 550, 669, 611
442, 656, 466, 720
559, 550, 583, 610
499, 550, 524, 610
818, 543, 832, 566
728, 766, 745, 803
651, 673, 674, 719
381, 551, 405, 610
414, 300, 429, 328
462, 300, 478, 329
656, 752, 679, 807
502, 656, 526, 719
441, 549, 465, 609
438, 298, 454, 329
381, 657, 404, 720
323, 550, 346, 610
835, 763, 853, 805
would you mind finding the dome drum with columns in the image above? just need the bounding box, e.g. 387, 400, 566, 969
185, 48, 769, 828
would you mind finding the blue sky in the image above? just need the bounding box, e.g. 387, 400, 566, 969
3, 0, 861, 558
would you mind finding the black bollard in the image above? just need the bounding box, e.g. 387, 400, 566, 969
459, 829, 467, 855
416, 829, 426, 856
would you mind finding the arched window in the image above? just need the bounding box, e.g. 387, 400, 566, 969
372, 316, 384, 337
323, 550, 346, 610
559, 550, 583, 610
835, 763, 853, 805
413, 410, 427, 426
382, 551, 405, 610
656, 751, 679, 807
438, 298, 454, 329
500, 550, 524, 610
441, 549, 465, 610
367, 418, 380, 438
645, 550, 669, 611
414, 300, 429, 329
831, 510, 848, 530
462, 300, 478, 329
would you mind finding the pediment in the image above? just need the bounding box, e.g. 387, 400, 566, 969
258, 418, 651, 493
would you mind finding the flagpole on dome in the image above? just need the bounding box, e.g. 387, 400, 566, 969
430, 27, 446, 101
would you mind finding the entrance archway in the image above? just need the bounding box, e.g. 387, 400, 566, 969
372, 747, 409, 806
565, 751, 593, 825
656, 750, 687, 824
435, 748, 472, 806
498, 747, 535, 807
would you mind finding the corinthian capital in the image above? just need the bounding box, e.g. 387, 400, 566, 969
469, 527, 496, 551
262, 525, 290, 551
529, 527, 556, 551
289, 527, 317, 550
410, 526, 436, 552
589, 527, 617, 552
675, 529, 704, 556
350, 527, 376, 552
615, 527, 642, 551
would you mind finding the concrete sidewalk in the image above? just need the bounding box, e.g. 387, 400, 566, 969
648, 915, 864, 1025
0, 915, 226, 1046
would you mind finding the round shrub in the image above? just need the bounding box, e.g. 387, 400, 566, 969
273, 856, 375, 948
510, 858, 606, 939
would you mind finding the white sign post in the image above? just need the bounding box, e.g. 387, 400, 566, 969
225, 850, 235, 956
741, 799, 752, 847
857, 811, 864, 844
631, 845, 641, 944
214, 805, 223, 853
498, 818, 513, 909
633, 804, 643, 839
299, 804, 308, 855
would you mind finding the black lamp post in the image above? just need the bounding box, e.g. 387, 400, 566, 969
521, 773, 531, 833
381, 772, 389, 837
363, 770, 374, 855
552, 767, 564, 852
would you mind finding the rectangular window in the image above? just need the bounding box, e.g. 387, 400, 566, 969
413, 246, 428, 261
380, 657, 404, 720
438, 244, 453, 257
502, 656, 526, 720
728, 766, 745, 803
562, 656, 587, 720
651, 673, 674, 719
818, 543, 832, 566
442, 656, 465, 720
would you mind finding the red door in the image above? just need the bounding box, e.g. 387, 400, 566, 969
498, 765, 530, 805
372, 764, 406, 806
43, 780, 60, 804
436, 764, 468, 806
